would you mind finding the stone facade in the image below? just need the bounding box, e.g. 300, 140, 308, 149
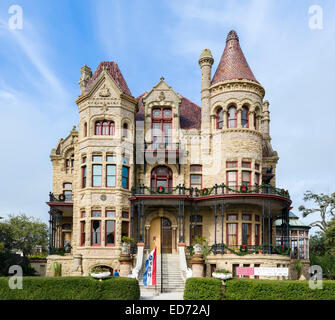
46, 30, 307, 280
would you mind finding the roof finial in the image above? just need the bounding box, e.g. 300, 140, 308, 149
226, 30, 239, 42
160, 76, 165, 81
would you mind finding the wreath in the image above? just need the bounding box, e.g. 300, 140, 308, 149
240, 244, 248, 253
157, 186, 165, 194
240, 185, 249, 193
200, 188, 209, 196
58, 194, 66, 201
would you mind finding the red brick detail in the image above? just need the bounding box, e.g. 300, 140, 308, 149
211, 30, 258, 85
85, 61, 132, 97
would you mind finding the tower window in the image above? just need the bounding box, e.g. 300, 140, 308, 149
228, 106, 237, 128
216, 108, 224, 129
242, 106, 249, 128
84, 122, 87, 137
123, 123, 128, 138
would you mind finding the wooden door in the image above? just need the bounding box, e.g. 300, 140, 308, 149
161, 218, 172, 254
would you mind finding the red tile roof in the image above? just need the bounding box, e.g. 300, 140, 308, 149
84, 61, 132, 96
136, 94, 201, 130
211, 30, 258, 85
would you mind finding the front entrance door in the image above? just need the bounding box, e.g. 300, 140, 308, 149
161, 218, 172, 254
149, 217, 172, 254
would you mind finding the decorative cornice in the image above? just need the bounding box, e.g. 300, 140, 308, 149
209, 79, 265, 99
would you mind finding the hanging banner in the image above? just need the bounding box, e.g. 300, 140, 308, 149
254, 267, 289, 276
142, 248, 157, 286
236, 267, 289, 277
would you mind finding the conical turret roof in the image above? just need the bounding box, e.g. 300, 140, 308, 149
211, 30, 258, 84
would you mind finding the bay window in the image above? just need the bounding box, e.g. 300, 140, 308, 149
227, 223, 238, 247
92, 164, 102, 187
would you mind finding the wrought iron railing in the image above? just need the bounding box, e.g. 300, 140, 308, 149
49, 192, 73, 203
204, 243, 290, 256
131, 184, 290, 199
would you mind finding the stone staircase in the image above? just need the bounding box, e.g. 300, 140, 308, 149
139, 254, 185, 295
161, 254, 184, 293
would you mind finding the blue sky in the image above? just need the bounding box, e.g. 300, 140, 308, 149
0, 0, 334, 234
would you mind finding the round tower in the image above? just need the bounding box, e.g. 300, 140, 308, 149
204, 30, 268, 188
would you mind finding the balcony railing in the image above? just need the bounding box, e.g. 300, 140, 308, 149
49, 192, 73, 203
131, 184, 290, 199
187, 244, 291, 256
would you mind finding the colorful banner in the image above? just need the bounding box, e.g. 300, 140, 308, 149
236, 267, 289, 277
142, 248, 157, 286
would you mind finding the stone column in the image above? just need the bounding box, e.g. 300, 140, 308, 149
191, 254, 205, 278
71, 254, 83, 276
191, 244, 205, 277
119, 254, 132, 277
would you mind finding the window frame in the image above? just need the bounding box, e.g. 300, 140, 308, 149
95, 120, 115, 136
216, 108, 224, 129
152, 107, 172, 147
92, 164, 103, 187
105, 220, 116, 246
228, 106, 237, 128
150, 166, 173, 191
106, 164, 116, 188
91, 220, 101, 246
122, 165, 129, 189
241, 105, 249, 128
80, 221, 86, 246
190, 174, 202, 189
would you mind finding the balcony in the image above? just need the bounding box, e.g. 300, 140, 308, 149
131, 184, 290, 199
47, 192, 73, 206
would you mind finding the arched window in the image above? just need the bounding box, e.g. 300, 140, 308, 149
216, 108, 224, 129
152, 108, 172, 148
95, 120, 115, 135
254, 112, 258, 130
151, 166, 173, 191
228, 106, 237, 128
84, 122, 87, 137
123, 123, 128, 138
241, 106, 249, 128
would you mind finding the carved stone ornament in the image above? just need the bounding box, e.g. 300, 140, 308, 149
99, 85, 111, 97
100, 194, 107, 201
159, 91, 165, 101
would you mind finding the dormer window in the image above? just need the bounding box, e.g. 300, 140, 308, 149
152, 107, 172, 148
95, 120, 115, 136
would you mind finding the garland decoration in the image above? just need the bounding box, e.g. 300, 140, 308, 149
200, 188, 209, 196
240, 185, 249, 193
58, 194, 66, 201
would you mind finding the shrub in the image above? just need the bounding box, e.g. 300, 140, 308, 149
0, 277, 140, 300
224, 279, 335, 300
184, 278, 223, 300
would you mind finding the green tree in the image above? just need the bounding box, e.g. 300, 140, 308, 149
309, 232, 327, 256
3, 214, 48, 257
298, 191, 335, 232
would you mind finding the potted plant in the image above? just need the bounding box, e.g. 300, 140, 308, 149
212, 268, 232, 280
121, 236, 134, 255
90, 266, 111, 279
193, 236, 206, 255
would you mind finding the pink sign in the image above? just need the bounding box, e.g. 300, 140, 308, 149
236, 267, 254, 276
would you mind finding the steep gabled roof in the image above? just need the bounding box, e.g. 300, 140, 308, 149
136, 94, 201, 130
211, 30, 258, 85
84, 61, 132, 96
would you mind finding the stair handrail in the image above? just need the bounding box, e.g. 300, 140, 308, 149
129, 245, 144, 280
179, 246, 192, 282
